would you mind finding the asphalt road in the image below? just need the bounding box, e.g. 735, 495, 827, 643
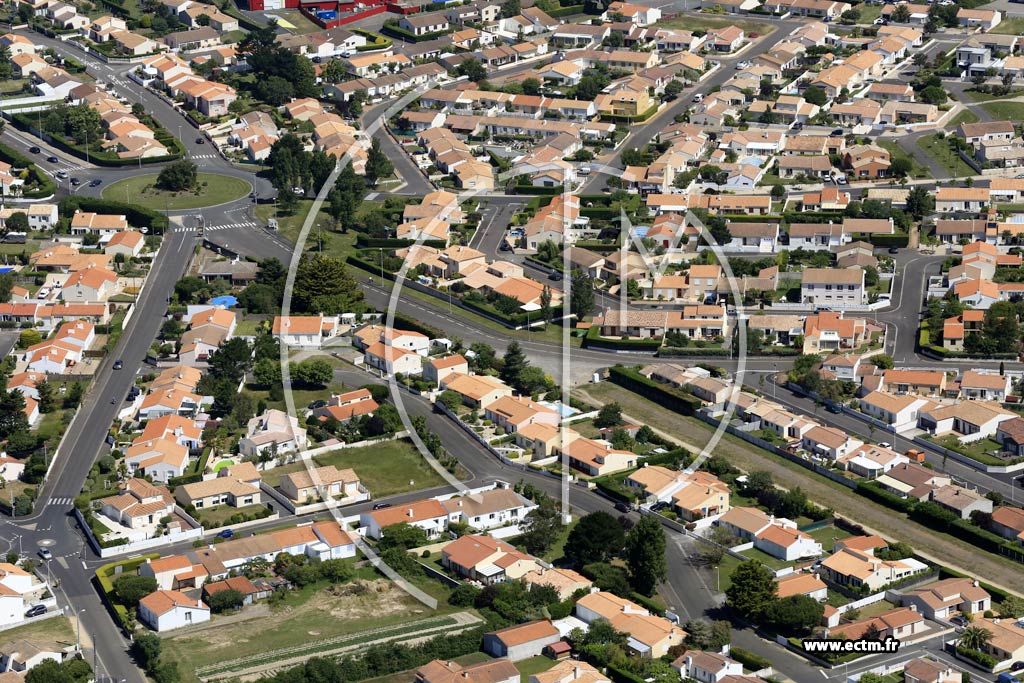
360, 100, 434, 197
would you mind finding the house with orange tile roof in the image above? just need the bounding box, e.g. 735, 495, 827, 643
936, 187, 990, 214
138, 388, 203, 420
416, 658, 519, 683
138, 589, 210, 632
826, 607, 925, 641
135, 414, 202, 451
69, 211, 129, 236
175, 465, 262, 511
484, 619, 561, 661
125, 438, 190, 482
139, 554, 210, 591
557, 435, 637, 477
60, 267, 118, 303
522, 567, 592, 600
311, 388, 379, 424
776, 572, 828, 600
239, 408, 307, 458
423, 354, 469, 388
441, 534, 540, 584
575, 591, 686, 657
103, 229, 146, 258
97, 479, 176, 531
802, 311, 869, 354
271, 314, 340, 349
484, 395, 560, 433
278, 465, 365, 504
23, 339, 82, 374
818, 546, 928, 590
359, 498, 454, 539
670, 470, 731, 522
900, 577, 991, 620
364, 341, 424, 376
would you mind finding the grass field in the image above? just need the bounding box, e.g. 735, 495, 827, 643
515, 656, 558, 683
916, 133, 972, 177
876, 140, 931, 179
991, 16, 1024, 33
194, 502, 266, 526
805, 524, 852, 552
962, 88, 1024, 103
657, 13, 773, 36
163, 566, 464, 683
982, 101, 1024, 120
0, 614, 76, 647
260, 439, 455, 496
947, 109, 979, 127
102, 173, 251, 210
854, 4, 881, 23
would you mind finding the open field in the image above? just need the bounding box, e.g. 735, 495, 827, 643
982, 101, 1024, 120
876, 140, 931, 180
102, 173, 251, 210
0, 615, 76, 646
515, 656, 558, 683
916, 134, 973, 178
657, 14, 774, 35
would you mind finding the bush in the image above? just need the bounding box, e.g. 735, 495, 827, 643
956, 646, 998, 670
731, 647, 772, 671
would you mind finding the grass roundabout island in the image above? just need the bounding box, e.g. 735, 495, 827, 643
101, 168, 252, 211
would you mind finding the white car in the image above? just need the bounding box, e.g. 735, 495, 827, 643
692, 93, 704, 103
878, 442, 892, 449
735, 61, 751, 70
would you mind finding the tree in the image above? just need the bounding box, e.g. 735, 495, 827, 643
292, 254, 365, 314
518, 498, 561, 555
18, 329, 41, 349
771, 184, 785, 200
438, 390, 463, 412
26, 660, 74, 683
564, 512, 626, 566
920, 85, 947, 105
0, 45, 12, 81
892, 3, 911, 21
705, 215, 731, 246
959, 625, 993, 650
664, 79, 685, 99
570, 274, 595, 318
624, 515, 666, 595
365, 138, 394, 187
208, 337, 252, 383
113, 574, 158, 607
726, 560, 776, 618
0, 390, 29, 439
522, 78, 541, 96
890, 157, 913, 178
594, 402, 623, 428
208, 588, 244, 613
500, 341, 528, 388
253, 357, 282, 387
131, 633, 162, 671
766, 595, 825, 635
906, 186, 935, 219
379, 522, 429, 550
3, 212, 28, 235
539, 285, 552, 323
998, 596, 1024, 618
872, 354, 895, 370
500, 0, 520, 16
36, 380, 56, 414
291, 358, 333, 387
457, 58, 487, 83
803, 86, 827, 106
684, 619, 731, 651
699, 525, 739, 565
156, 160, 198, 192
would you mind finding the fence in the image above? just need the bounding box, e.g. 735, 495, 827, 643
76, 506, 205, 558
0, 606, 65, 633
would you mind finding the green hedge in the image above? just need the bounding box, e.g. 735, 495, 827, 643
547, 3, 584, 15
353, 28, 393, 51
95, 554, 160, 629
856, 480, 916, 513
355, 235, 446, 249
584, 325, 662, 351
956, 646, 998, 670
731, 647, 772, 671
629, 592, 665, 616
607, 365, 703, 415
657, 346, 732, 357
381, 23, 452, 42
512, 184, 563, 196
0, 143, 56, 199
60, 196, 168, 234
851, 232, 909, 248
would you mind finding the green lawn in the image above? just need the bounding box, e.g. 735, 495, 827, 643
876, 140, 931, 179
991, 16, 1024, 33
539, 518, 578, 564
962, 88, 1024, 103
739, 547, 791, 570
854, 4, 881, 23
233, 318, 264, 336
264, 9, 322, 33
102, 173, 251, 210
656, 14, 773, 36
947, 109, 980, 127
313, 438, 456, 497
0, 615, 76, 647
853, 599, 899, 619
982, 101, 1024, 120
194, 503, 266, 527
804, 525, 852, 553
515, 656, 557, 683
917, 134, 974, 177
927, 435, 1005, 466
714, 553, 744, 593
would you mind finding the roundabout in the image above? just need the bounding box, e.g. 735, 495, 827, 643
100, 172, 252, 211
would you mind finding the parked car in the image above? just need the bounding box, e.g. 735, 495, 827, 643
888, 247, 900, 254
548, 272, 563, 281
692, 93, 704, 103
216, 529, 234, 539
25, 605, 46, 618
825, 401, 842, 414
614, 501, 631, 513
372, 502, 391, 510
878, 441, 892, 449
308, 399, 327, 410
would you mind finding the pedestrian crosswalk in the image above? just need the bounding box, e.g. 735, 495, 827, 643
190, 154, 217, 160
48, 497, 73, 506
172, 221, 260, 233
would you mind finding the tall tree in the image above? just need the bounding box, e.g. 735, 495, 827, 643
539, 285, 552, 323
500, 341, 528, 388
518, 498, 561, 555
570, 274, 595, 319
365, 138, 394, 187
726, 560, 776, 618
292, 254, 365, 314
624, 515, 666, 595
207, 338, 253, 383
564, 511, 626, 566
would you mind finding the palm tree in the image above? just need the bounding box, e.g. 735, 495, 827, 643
959, 625, 993, 651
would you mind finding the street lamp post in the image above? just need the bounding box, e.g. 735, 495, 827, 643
379, 248, 383, 283
76, 608, 85, 652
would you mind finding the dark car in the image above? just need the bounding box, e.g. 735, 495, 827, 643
825, 401, 842, 414
47, 156, 58, 163
1010, 662, 1024, 672
216, 529, 234, 539
89, 179, 102, 187
831, 129, 845, 137
25, 605, 46, 618
308, 399, 327, 410
614, 501, 631, 513
548, 272, 563, 281
29, 146, 40, 154
113, 359, 123, 370
70, 177, 81, 186
888, 247, 900, 254
372, 502, 392, 510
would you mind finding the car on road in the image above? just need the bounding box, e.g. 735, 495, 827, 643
25, 605, 46, 618
216, 529, 234, 539
56, 171, 68, 180
308, 399, 327, 410
196, 137, 205, 144
113, 359, 123, 370
878, 441, 892, 449
29, 146, 40, 154
70, 177, 80, 186
888, 246, 900, 254
825, 401, 842, 414
614, 501, 632, 513
47, 156, 58, 163
37, 548, 51, 561
692, 93, 704, 103
831, 129, 845, 137
735, 61, 751, 70
500, 242, 512, 251
372, 502, 391, 510
89, 179, 102, 187
548, 272, 563, 281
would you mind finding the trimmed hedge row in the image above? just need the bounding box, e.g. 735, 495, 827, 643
607, 364, 703, 415
584, 325, 662, 351
731, 647, 772, 671
856, 480, 915, 513
547, 3, 584, 15
0, 143, 56, 199
355, 235, 446, 249
95, 554, 160, 629
658, 346, 732, 357
851, 232, 909, 248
